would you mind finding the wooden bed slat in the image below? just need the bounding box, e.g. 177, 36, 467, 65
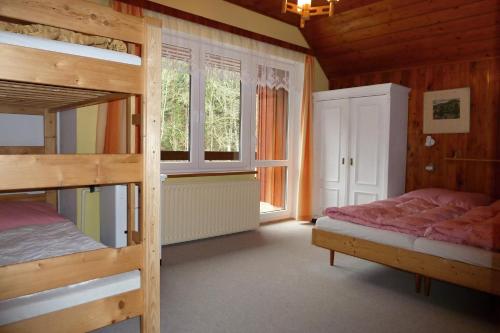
0, 44, 143, 94
312, 228, 500, 295
0, 154, 142, 191
0, 245, 143, 300
0, 289, 143, 333
0, 0, 145, 44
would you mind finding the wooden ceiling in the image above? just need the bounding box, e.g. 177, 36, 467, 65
225, 0, 500, 77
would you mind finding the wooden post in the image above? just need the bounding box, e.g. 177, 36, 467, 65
44, 110, 57, 207
126, 96, 137, 246
415, 274, 422, 293
141, 17, 162, 333
329, 250, 335, 266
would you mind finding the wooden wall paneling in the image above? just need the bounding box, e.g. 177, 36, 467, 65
141, 17, 162, 333
330, 58, 500, 197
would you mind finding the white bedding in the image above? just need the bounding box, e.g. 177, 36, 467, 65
0, 221, 105, 266
316, 216, 497, 269
316, 216, 417, 250
0, 270, 140, 325
0, 30, 141, 66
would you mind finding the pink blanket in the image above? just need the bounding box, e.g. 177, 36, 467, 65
425, 201, 500, 251
0, 201, 67, 232
325, 188, 493, 242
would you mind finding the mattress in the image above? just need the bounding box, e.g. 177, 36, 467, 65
414, 238, 499, 270
315, 216, 498, 269
0, 270, 140, 326
0, 221, 105, 266
315, 216, 417, 250
0, 30, 141, 66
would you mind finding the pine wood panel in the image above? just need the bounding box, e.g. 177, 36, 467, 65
0, 0, 145, 44
227, 0, 500, 77
0, 44, 143, 94
141, 17, 162, 333
1, 290, 143, 333
0, 245, 142, 300
330, 58, 500, 198
312, 228, 500, 295
0, 154, 143, 191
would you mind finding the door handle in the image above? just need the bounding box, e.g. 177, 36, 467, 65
350, 158, 353, 166
342, 157, 345, 165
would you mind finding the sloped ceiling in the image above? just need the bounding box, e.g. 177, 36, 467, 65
225, 0, 500, 77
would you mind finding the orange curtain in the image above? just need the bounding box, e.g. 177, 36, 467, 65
103, 0, 143, 154
256, 86, 288, 208
296, 55, 314, 220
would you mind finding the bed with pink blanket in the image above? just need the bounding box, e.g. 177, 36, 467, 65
312, 188, 500, 296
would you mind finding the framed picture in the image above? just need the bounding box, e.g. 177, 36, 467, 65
423, 87, 470, 134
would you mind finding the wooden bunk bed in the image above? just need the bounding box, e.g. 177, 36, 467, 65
0, 1, 161, 332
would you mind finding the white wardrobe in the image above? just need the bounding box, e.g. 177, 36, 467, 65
313, 83, 410, 215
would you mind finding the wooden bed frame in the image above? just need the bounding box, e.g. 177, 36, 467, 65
312, 228, 500, 296
0, 1, 161, 332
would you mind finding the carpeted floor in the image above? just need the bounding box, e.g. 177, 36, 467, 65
97, 221, 499, 333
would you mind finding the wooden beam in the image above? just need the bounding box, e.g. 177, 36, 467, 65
0, 290, 143, 333
0, 104, 45, 115
0, 154, 143, 191
119, 0, 313, 55
141, 17, 162, 333
49, 93, 131, 113
0, 147, 45, 154
44, 110, 58, 207
0, 245, 143, 300
0, 44, 143, 94
312, 228, 500, 296
0, 0, 145, 44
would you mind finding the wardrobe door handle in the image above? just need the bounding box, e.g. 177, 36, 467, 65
350, 158, 353, 166
342, 158, 345, 165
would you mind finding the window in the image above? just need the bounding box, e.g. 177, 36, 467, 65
160, 35, 301, 212
161, 44, 191, 162
204, 53, 242, 161
254, 65, 293, 217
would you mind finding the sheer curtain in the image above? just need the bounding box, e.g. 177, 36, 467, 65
256, 65, 289, 208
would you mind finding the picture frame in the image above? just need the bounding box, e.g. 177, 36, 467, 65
423, 87, 470, 134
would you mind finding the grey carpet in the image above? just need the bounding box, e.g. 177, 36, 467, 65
97, 221, 499, 333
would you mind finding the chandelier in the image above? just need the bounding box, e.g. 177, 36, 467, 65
282, 0, 338, 28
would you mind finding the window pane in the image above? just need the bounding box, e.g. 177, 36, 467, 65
257, 167, 287, 213
204, 53, 241, 161
161, 44, 191, 162
256, 66, 289, 161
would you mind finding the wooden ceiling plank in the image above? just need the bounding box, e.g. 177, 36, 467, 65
307, 0, 495, 45
316, 11, 499, 56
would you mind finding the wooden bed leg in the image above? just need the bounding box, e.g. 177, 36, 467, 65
329, 250, 335, 266
424, 277, 432, 296
415, 274, 422, 293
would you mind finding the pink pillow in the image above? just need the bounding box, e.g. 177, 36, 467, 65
402, 188, 491, 210
0, 201, 67, 232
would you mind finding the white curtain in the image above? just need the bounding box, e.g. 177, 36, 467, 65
146, 10, 304, 91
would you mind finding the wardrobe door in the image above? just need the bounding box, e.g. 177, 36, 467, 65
314, 98, 349, 213
347, 95, 388, 205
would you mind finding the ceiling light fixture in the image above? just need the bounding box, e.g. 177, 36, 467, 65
282, 0, 339, 28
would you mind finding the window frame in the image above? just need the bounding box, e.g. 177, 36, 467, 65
159, 32, 305, 222
251, 58, 302, 222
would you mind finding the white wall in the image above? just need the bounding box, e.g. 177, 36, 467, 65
0, 114, 44, 146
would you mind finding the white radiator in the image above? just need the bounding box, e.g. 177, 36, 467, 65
162, 179, 260, 245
